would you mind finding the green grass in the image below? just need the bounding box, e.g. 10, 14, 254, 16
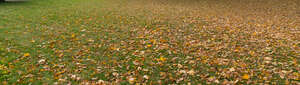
0, 0, 300, 84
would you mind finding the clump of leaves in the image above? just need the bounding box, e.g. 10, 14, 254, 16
0, 46, 9, 81
0, 64, 9, 80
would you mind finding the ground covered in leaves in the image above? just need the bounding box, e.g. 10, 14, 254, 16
0, 0, 300, 84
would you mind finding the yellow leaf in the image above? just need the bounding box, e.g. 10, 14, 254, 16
242, 74, 250, 79
71, 34, 76, 38
23, 53, 30, 57
159, 57, 166, 62
150, 39, 156, 44
147, 44, 152, 48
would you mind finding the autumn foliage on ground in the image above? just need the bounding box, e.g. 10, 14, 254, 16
0, 0, 300, 84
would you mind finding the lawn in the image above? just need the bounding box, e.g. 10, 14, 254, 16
0, 0, 300, 84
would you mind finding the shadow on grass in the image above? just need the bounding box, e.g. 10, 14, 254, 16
0, 1, 30, 6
